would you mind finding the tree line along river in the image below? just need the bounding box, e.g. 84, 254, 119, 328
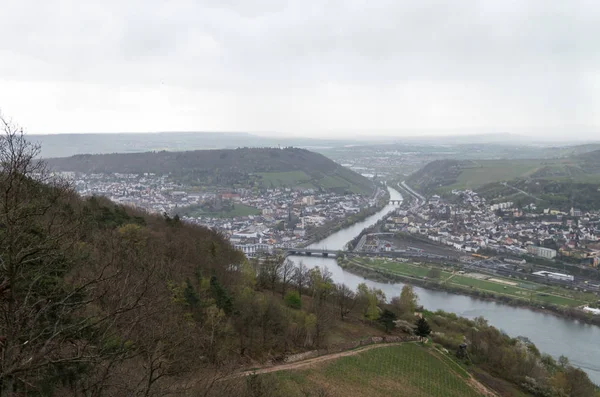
288, 187, 600, 385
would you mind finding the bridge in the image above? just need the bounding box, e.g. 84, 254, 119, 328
284, 248, 457, 262
285, 248, 338, 257
389, 200, 402, 205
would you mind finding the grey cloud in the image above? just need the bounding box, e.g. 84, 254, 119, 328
0, 0, 598, 134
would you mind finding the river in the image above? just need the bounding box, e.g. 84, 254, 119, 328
288, 187, 600, 384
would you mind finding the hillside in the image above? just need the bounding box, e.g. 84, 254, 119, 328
46, 147, 374, 194
407, 150, 600, 209
234, 343, 492, 397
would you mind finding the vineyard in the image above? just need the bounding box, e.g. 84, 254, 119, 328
257, 343, 486, 397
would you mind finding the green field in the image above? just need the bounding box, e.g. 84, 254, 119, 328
450, 159, 542, 190
256, 344, 485, 397
176, 203, 261, 218
409, 155, 600, 196
258, 171, 313, 188
257, 170, 370, 194
352, 258, 588, 307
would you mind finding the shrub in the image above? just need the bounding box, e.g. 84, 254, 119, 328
284, 291, 302, 309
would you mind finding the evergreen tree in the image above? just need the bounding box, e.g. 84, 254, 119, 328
183, 279, 200, 307
210, 275, 233, 315
378, 309, 397, 333
415, 317, 431, 340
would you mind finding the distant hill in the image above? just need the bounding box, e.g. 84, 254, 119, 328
408, 149, 600, 192
46, 147, 375, 194
406, 149, 600, 210
28, 132, 361, 158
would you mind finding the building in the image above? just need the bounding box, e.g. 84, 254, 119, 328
302, 195, 315, 206
234, 243, 272, 258
504, 258, 526, 265
532, 271, 574, 282
429, 195, 440, 205
491, 202, 513, 211
582, 306, 600, 315
527, 245, 557, 259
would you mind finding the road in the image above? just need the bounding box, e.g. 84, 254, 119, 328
398, 181, 425, 206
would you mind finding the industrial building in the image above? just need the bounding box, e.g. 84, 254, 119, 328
532, 271, 574, 282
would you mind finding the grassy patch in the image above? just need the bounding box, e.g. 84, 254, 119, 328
452, 160, 542, 189
258, 171, 312, 187
353, 258, 452, 279
352, 258, 588, 307
177, 203, 261, 218
260, 344, 485, 397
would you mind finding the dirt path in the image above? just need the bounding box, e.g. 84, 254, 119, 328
228, 342, 498, 397
228, 342, 407, 379
442, 271, 458, 284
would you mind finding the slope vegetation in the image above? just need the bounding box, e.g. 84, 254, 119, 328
407, 150, 600, 209
46, 147, 374, 194
237, 343, 490, 397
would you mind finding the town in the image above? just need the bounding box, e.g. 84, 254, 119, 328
57, 169, 600, 270
382, 188, 600, 266
56, 171, 386, 254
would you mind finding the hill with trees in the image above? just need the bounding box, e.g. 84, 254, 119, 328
45, 147, 375, 194
406, 150, 600, 210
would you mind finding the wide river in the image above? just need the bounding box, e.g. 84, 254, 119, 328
289, 187, 600, 384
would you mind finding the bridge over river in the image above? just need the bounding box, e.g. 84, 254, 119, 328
284, 247, 451, 261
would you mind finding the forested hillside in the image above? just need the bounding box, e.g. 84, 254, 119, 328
0, 120, 386, 396
45, 147, 374, 194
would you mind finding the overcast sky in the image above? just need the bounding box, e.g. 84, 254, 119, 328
0, 0, 598, 138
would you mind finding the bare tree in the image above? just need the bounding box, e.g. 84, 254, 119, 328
308, 267, 334, 347
293, 261, 310, 298
334, 283, 356, 320
258, 254, 283, 293
279, 259, 295, 298
0, 115, 151, 396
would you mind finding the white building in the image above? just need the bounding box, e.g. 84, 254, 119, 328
234, 243, 272, 258
302, 196, 315, 206
429, 195, 440, 205
532, 271, 574, 282
491, 202, 514, 211
582, 306, 600, 315
527, 245, 557, 259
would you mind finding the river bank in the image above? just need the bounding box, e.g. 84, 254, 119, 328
337, 258, 600, 326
